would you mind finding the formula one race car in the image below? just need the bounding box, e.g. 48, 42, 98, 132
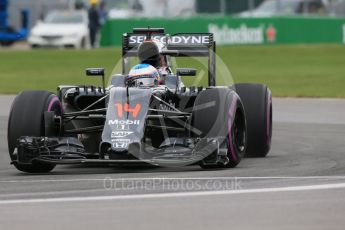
7, 28, 272, 173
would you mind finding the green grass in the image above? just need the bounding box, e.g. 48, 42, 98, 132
0, 45, 345, 97
0, 49, 118, 94
219, 45, 345, 98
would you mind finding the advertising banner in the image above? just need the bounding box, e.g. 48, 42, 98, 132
100, 16, 345, 46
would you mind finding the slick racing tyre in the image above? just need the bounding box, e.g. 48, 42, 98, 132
7, 91, 63, 173
192, 88, 246, 168
233, 83, 272, 157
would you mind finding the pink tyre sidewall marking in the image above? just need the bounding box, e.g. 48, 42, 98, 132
47, 96, 63, 114
227, 95, 238, 162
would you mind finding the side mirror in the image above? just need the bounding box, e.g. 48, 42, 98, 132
176, 68, 197, 77
86, 68, 105, 76
85, 68, 105, 93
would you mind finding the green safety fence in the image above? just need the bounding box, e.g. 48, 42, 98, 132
100, 16, 345, 46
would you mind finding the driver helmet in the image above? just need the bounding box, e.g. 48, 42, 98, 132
90, 0, 99, 5
138, 40, 165, 67
127, 63, 160, 87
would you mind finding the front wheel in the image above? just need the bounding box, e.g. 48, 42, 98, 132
80, 37, 86, 49
192, 88, 246, 169
233, 83, 272, 157
7, 90, 63, 173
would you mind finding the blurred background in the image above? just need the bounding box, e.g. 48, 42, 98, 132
1, 0, 345, 97
6, 0, 345, 26
1, 0, 345, 48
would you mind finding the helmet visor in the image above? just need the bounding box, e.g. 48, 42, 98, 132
127, 76, 158, 87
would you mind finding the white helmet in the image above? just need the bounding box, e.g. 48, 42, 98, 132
127, 63, 161, 87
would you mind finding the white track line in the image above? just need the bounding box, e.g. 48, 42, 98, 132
1, 182, 345, 205
1, 176, 345, 183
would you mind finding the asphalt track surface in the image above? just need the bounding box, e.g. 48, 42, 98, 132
0, 96, 345, 230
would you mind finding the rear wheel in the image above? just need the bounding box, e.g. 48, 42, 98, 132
233, 83, 272, 157
192, 88, 246, 169
80, 37, 86, 49
0, 27, 15, 47
30, 44, 40, 49
7, 91, 63, 173
0, 40, 15, 46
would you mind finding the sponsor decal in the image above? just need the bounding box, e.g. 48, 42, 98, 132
108, 119, 140, 125
266, 25, 277, 43
208, 23, 264, 45
114, 124, 130, 130
115, 103, 141, 118
111, 139, 130, 149
128, 35, 210, 46
111, 131, 133, 138
208, 23, 277, 45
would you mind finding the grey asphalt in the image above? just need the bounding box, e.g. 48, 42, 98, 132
0, 96, 345, 230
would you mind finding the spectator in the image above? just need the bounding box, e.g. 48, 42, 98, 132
39, 4, 46, 21
75, 0, 86, 10
132, 0, 143, 12
88, 0, 100, 48
99, 1, 108, 26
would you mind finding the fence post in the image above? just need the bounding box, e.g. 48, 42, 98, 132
220, 0, 226, 15
248, 0, 254, 16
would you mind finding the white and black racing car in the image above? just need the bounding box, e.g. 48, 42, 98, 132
7, 27, 272, 173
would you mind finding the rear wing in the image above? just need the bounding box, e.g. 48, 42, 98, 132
122, 28, 216, 86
